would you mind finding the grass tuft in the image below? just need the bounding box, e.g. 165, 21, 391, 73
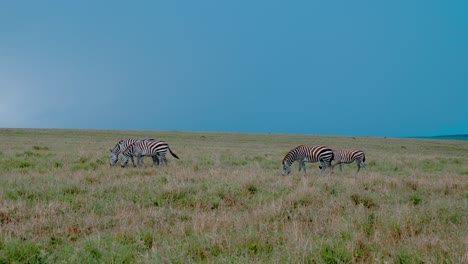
0, 239, 46, 263
33, 145, 49, 151
320, 242, 351, 264
350, 194, 378, 209
408, 193, 422, 205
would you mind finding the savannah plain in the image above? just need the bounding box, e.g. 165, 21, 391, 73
0, 128, 466, 263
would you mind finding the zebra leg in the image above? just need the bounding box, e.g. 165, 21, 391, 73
298, 160, 303, 172
130, 156, 136, 167
355, 164, 361, 174
151, 155, 160, 166
357, 159, 367, 173
135, 156, 140, 167
298, 160, 306, 174
320, 165, 326, 174
362, 162, 368, 170
321, 160, 332, 175
155, 153, 164, 166
339, 163, 343, 172
319, 160, 326, 174
138, 154, 146, 167
160, 153, 168, 166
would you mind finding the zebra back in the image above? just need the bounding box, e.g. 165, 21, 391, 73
333, 149, 365, 163
281, 145, 334, 176
282, 145, 334, 167
110, 138, 156, 166
121, 139, 179, 167
122, 139, 168, 157
111, 138, 155, 154
110, 138, 136, 154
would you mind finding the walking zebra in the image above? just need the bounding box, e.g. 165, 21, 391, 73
121, 139, 179, 167
332, 149, 367, 174
281, 145, 334, 176
109, 138, 154, 166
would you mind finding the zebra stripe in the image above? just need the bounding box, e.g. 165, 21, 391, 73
332, 149, 367, 174
281, 145, 334, 176
121, 139, 179, 167
109, 138, 154, 166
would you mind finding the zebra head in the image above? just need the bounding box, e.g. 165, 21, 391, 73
281, 151, 295, 176
120, 143, 134, 168
109, 149, 119, 166
281, 162, 291, 176
109, 140, 124, 166
120, 154, 130, 167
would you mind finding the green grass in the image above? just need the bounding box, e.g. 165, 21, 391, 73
0, 128, 467, 263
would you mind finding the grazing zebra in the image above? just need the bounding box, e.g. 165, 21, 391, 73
109, 138, 154, 166
331, 149, 367, 174
281, 145, 334, 176
121, 139, 179, 167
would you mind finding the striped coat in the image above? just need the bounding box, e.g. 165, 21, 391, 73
332, 149, 367, 174
282, 145, 334, 176
121, 139, 179, 167
109, 138, 154, 166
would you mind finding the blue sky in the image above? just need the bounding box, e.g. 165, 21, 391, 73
1, 1, 466, 137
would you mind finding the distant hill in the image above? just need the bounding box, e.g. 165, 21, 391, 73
425, 135, 468, 141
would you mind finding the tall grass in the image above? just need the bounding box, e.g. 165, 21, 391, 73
0, 128, 467, 263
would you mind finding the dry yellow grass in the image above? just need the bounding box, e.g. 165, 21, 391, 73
0, 128, 467, 263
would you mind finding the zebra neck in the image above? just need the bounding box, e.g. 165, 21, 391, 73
283, 159, 294, 167
111, 146, 120, 154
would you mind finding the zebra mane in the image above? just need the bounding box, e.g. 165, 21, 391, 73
110, 140, 124, 153
122, 141, 138, 154
282, 145, 303, 165
281, 154, 289, 165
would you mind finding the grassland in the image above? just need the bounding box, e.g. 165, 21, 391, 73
0, 128, 466, 263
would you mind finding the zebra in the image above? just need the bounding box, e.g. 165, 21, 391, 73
109, 138, 155, 166
281, 145, 334, 176
331, 149, 367, 174
121, 139, 179, 167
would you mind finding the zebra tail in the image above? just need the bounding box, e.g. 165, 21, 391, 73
168, 147, 180, 159
362, 153, 366, 162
